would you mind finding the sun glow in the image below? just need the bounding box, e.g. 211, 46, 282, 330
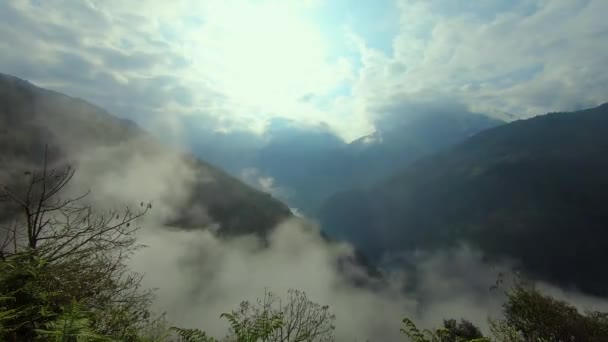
196, 1, 344, 114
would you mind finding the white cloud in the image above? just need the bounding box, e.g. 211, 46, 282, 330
240, 167, 294, 200
347, 0, 608, 122
0, 0, 606, 142
0, 0, 354, 139
131, 220, 497, 341
131, 220, 608, 341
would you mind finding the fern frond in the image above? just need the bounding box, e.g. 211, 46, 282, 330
401, 318, 428, 341
170, 326, 217, 342
35, 301, 113, 342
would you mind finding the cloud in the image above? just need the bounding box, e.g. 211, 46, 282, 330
349, 0, 608, 123
240, 167, 294, 201
0, 1, 212, 132
130, 220, 491, 341
8, 100, 604, 341
0, 0, 353, 140
18, 109, 496, 340
75, 134, 592, 341
6, 134, 608, 341
68, 139, 204, 222
130, 218, 608, 341
1, 0, 606, 143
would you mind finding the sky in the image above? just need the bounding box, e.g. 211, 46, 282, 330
3, 2, 608, 338
1, 0, 607, 142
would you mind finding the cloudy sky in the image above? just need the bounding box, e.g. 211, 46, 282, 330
1, 0, 607, 142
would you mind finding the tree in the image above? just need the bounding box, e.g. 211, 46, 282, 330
442, 319, 484, 342
402, 281, 608, 342
0, 150, 149, 262
490, 283, 608, 342
224, 289, 335, 342
400, 317, 488, 342
0, 153, 153, 341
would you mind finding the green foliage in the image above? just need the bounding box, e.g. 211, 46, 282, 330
0, 238, 155, 341
0, 295, 17, 336
442, 319, 485, 342
168, 309, 283, 342
221, 310, 283, 342
0, 252, 134, 341
403, 282, 608, 342
400, 317, 434, 342
222, 289, 335, 342
0, 162, 156, 341
34, 302, 112, 342
400, 318, 488, 342
0, 252, 56, 340
490, 283, 608, 342
170, 327, 217, 342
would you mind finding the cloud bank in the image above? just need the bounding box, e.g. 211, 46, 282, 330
54, 136, 607, 341
1, 0, 607, 142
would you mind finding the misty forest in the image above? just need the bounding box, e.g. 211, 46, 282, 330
1, 1, 608, 341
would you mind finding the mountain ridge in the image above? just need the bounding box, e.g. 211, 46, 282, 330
187, 107, 504, 216
320, 102, 608, 296
0, 72, 292, 236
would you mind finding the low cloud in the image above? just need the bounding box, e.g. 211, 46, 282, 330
240, 167, 294, 201
56, 134, 507, 341
131, 220, 494, 341
12, 98, 607, 341
130, 218, 608, 341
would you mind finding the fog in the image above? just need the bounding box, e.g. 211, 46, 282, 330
129, 216, 608, 341
30, 127, 608, 341
130, 223, 502, 341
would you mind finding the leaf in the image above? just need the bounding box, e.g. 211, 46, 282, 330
170, 326, 217, 342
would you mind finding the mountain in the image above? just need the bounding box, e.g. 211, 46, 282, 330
187, 111, 503, 216
339, 109, 504, 188
0, 73, 292, 235
320, 103, 608, 296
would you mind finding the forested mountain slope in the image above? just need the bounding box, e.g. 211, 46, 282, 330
0, 73, 291, 235
320, 103, 608, 296
187, 109, 502, 216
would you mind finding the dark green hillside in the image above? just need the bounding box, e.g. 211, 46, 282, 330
321, 103, 608, 296
0, 73, 291, 235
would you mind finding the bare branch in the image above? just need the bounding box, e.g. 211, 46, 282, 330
230, 289, 335, 342
0, 152, 155, 339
